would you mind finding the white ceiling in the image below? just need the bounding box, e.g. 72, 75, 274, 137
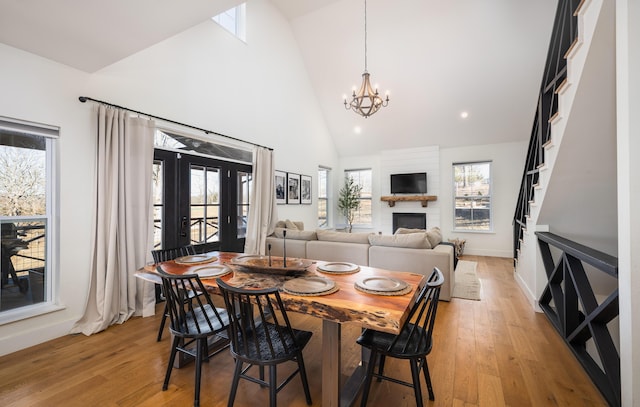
0, 0, 558, 156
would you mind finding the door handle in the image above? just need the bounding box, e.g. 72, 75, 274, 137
180, 216, 188, 237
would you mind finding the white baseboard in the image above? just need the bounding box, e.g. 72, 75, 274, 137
514, 271, 542, 312
463, 248, 512, 258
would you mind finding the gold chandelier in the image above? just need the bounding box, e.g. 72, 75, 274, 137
343, 0, 389, 118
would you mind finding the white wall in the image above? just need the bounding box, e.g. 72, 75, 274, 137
336, 147, 440, 234
616, 0, 640, 404
440, 141, 527, 257
379, 147, 440, 234
0, 0, 335, 355
336, 142, 525, 260
0, 43, 94, 354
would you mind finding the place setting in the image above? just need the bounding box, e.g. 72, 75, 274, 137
354, 275, 412, 296
174, 253, 218, 265
282, 276, 339, 296
316, 261, 360, 274
191, 264, 232, 279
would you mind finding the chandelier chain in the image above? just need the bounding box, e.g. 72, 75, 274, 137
364, 0, 368, 72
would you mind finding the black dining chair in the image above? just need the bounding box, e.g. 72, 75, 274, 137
356, 267, 445, 407
151, 245, 197, 341
216, 278, 313, 407
157, 266, 230, 407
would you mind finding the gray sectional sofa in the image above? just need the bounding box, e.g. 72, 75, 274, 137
265, 222, 455, 301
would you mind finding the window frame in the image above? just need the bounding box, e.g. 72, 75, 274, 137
318, 167, 330, 228
0, 117, 61, 324
452, 161, 493, 233
344, 168, 372, 228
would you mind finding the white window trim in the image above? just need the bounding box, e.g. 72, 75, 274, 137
0, 117, 60, 323
452, 161, 493, 233
318, 166, 331, 228
344, 168, 373, 228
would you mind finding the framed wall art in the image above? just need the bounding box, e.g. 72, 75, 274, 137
300, 174, 312, 204
287, 173, 300, 204
275, 170, 286, 204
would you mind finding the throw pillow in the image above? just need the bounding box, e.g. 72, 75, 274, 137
426, 227, 442, 247
368, 233, 432, 249
284, 219, 300, 230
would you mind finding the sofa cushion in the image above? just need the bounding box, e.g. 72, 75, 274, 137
307, 240, 369, 265
316, 229, 372, 244
395, 226, 442, 247
265, 236, 307, 258
395, 227, 427, 235
368, 233, 431, 249
273, 228, 317, 240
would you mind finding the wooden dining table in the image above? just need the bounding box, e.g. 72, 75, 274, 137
141, 251, 426, 407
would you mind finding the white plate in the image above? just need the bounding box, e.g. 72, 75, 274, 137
355, 276, 408, 292
283, 276, 336, 294
174, 253, 217, 265
317, 262, 360, 274
193, 265, 231, 278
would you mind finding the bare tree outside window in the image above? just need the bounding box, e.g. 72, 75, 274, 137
0, 146, 46, 217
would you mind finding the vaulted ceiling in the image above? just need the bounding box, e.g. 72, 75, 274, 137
0, 0, 557, 156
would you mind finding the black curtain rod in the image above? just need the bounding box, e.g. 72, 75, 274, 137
78, 96, 272, 151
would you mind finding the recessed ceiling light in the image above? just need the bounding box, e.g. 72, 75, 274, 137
460, 111, 469, 119
354, 126, 362, 134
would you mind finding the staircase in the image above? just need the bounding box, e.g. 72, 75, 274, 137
514, 0, 586, 269
513, 1, 620, 405
513, 0, 613, 292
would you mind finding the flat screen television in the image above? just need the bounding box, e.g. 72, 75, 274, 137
390, 172, 427, 194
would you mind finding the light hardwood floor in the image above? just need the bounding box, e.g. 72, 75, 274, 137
0, 256, 608, 406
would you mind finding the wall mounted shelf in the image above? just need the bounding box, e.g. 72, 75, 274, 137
380, 195, 437, 207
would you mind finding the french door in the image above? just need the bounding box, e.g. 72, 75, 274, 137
153, 150, 252, 253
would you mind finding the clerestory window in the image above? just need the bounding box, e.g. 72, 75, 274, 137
212, 3, 246, 42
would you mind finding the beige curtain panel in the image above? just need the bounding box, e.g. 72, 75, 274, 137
244, 146, 277, 255
72, 105, 156, 336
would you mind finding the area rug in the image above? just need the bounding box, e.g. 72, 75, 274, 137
452, 260, 481, 300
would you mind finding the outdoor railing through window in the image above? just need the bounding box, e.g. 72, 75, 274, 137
0, 220, 46, 311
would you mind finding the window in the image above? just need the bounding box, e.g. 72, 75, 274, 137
318, 167, 330, 227
453, 161, 492, 231
344, 169, 372, 226
211, 3, 246, 42
1, 117, 57, 317
237, 170, 252, 238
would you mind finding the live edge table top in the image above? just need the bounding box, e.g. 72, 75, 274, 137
143, 251, 425, 335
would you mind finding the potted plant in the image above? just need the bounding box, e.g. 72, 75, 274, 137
337, 176, 362, 233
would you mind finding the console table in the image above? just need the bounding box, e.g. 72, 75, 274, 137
380, 195, 437, 207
